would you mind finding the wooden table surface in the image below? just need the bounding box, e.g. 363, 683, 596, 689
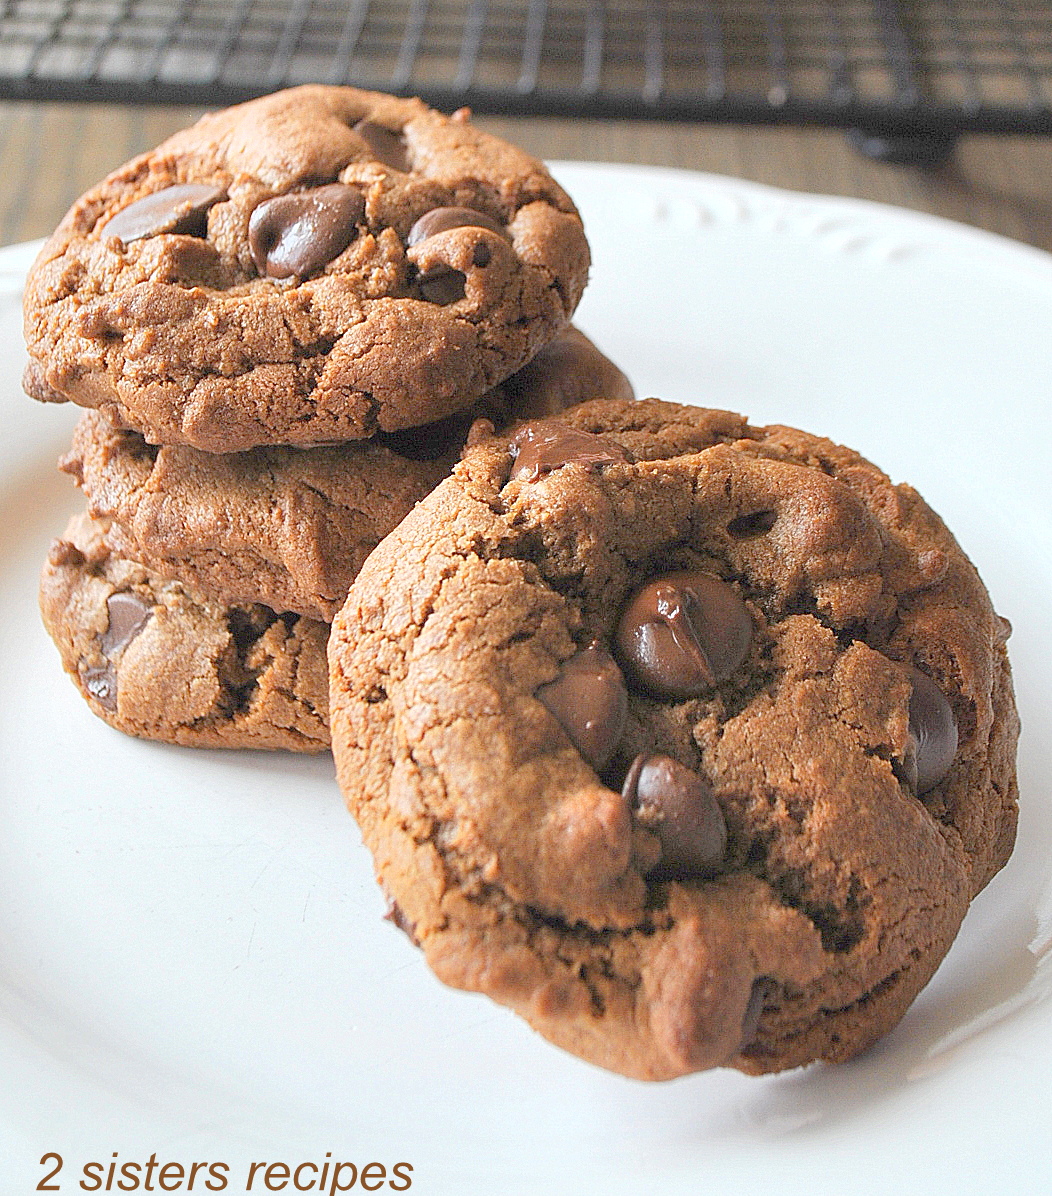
3, 99, 1052, 255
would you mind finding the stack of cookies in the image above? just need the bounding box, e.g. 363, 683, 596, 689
24, 85, 1019, 1082
25, 86, 628, 751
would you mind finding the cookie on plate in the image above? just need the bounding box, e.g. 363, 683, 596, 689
41, 513, 329, 751
60, 327, 633, 621
23, 85, 590, 452
327, 398, 1018, 1079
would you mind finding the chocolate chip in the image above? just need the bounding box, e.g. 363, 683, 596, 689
407, 207, 507, 302
417, 266, 466, 305
100, 592, 153, 658
354, 119, 410, 171
248, 184, 365, 280
738, 977, 777, 1051
100, 183, 226, 245
903, 668, 958, 795
510, 420, 628, 483
86, 593, 153, 712
615, 571, 752, 700
407, 206, 510, 247
83, 664, 118, 712
536, 643, 628, 772
622, 753, 727, 880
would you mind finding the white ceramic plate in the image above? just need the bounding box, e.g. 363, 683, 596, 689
2, 164, 1051, 1196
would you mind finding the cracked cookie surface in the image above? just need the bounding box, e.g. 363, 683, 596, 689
327, 398, 1018, 1079
23, 85, 590, 452
41, 513, 329, 751
61, 327, 632, 621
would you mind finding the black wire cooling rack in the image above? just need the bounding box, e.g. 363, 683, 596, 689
1, 2, 1050, 138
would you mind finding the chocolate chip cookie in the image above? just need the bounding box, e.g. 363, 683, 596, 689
42, 513, 329, 751
23, 85, 590, 452
327, 398, 1018, 1080
60, 327, 632, 621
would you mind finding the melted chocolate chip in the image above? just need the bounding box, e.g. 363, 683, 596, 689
354, 119, 410, 171
510, 420, 628, 483
622, 753, 727, 880
536, 643, 628, 772
417, 265, 466, 305
83, 664, 118, 711
615, 571, 752, 700
86, 592, 154, 713
100, 183, 225, 245
248, 184, 365, 280
903, 668, 958, 795
407, 206, 510, 247
100, 592, 152, 658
